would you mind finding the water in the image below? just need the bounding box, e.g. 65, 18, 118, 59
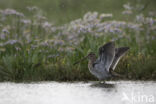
0, 81, 155, 104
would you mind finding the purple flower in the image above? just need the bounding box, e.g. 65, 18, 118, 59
0, 9, 24, 17
5, 40, 18, 45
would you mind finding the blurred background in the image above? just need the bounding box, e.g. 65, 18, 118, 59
0, 0, 155, 24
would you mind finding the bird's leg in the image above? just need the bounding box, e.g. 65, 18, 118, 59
98, 80, 101, 84
101, 81, 105, 84
99, 80, 105, 84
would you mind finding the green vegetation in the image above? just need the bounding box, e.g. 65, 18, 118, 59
0, 0, 155, 82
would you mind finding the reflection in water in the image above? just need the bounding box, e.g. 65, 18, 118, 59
90, 82, 115, 88
90, 82, 117, 93
0, 81, 155, 104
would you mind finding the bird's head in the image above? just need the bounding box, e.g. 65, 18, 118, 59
87, 52, 96, 60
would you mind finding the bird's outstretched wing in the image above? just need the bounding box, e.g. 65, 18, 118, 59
110, 47, 129, 70
94, 42, 115, 73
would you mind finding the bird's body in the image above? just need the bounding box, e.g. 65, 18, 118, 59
74, 41, 129, 80
88, 61, 111, 80
87, 54, 111, 80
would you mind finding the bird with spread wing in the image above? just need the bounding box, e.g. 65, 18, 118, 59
74, 41, 129, 81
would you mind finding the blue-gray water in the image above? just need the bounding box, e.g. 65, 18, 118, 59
0, 81, 155, 104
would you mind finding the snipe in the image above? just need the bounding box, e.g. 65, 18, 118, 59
74, 41, 129, 80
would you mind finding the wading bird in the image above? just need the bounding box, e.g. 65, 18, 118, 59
74, 42, 129, 81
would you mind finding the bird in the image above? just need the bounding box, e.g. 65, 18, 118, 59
74, 41, 129, 81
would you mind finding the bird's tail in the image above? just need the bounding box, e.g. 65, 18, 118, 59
110, 70, 126, 78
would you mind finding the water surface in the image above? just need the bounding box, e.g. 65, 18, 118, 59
0, 81, 155, 104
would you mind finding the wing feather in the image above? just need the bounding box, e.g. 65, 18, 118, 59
95, 42, 115, 72
110, 47, 129, 70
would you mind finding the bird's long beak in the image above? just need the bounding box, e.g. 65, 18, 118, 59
73, 55, 88, 65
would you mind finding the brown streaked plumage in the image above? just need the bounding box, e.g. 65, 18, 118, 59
74, 41, 129, 80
